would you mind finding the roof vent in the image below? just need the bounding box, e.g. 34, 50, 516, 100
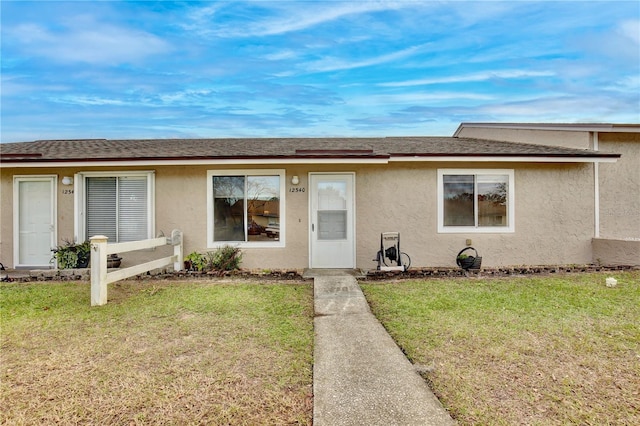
295, 149, 374, 156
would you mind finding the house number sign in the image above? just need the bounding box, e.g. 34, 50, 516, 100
289, 187, 306, 193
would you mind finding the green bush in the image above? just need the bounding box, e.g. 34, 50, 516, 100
185, 251, 207, 271
185, 246, 242, 272
51, 240, 91, 269
208, 245, 242, 271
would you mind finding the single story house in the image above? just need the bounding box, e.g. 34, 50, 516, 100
1, 123, 638, 271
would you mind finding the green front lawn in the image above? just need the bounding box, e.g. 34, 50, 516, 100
362, 271, 640, 425
1, 280, 314, 425
4, 271, 637, 425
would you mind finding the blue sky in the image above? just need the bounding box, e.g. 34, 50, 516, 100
1, 1, 639, 142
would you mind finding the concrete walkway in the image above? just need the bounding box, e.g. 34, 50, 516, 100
307, 269, 455, 426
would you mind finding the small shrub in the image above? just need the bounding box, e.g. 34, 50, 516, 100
184, 251, 207, 271
185, 246, 242, 272
51, 240, 91, 269
209, 245, 242, 271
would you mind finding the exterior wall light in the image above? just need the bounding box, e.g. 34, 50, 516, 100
291, 175, 299, 185
61, 176, 74, 186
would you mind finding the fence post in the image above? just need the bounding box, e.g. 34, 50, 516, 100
90, 235, 109, 306
172, 229, 183, 272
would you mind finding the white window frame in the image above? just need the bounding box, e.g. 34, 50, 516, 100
207, 169, 286, 248
74, 171, 155, 243
437, 169, 515, 233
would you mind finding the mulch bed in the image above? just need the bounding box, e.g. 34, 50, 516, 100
364, 264, 637, 280
4, 264, 636, 283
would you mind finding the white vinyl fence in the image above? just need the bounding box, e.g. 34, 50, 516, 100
90, 230, 183, 306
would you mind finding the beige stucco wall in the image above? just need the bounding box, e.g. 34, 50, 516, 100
154, 164, 312, 270
0, 169, 12, 267
355, 162, 595, 268
457, 127, 640, 260
0, 161, 597, 270
592, 238, 640, 266
598, 133, 640, 239
456, 127, 592, 149
456, 128, 640, 240
0, 164, 313, 271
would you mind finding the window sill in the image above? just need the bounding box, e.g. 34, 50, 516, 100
207, 241, 285, 249
438, 227, 515, 234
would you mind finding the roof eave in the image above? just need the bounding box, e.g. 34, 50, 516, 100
0, 156, 390, 168
454, 122, 640, 136
389, 154, 619, 163
1, 153, 620, 168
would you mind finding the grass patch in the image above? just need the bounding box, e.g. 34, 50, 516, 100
361, 271, 640, 425
1, 280, 313, 425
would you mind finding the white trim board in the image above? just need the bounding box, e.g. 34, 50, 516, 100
1, 155, 617, 169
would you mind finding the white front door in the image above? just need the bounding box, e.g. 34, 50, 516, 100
309, 173, 355, 268
14, 176, 57, 268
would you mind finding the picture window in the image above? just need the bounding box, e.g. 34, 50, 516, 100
438, 169, 514, 233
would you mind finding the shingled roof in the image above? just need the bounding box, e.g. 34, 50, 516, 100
0, 136, 620, 165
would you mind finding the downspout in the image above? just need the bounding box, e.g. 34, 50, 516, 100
593, 132, 600, 238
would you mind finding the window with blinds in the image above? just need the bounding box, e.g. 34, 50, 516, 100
86, 176, 148, 242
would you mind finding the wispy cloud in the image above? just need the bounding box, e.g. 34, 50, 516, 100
349, 92, 640, 131
262, 49, 299, 61
351, 92, 495, 106
187, 1, 411, 38
54, 96, 128, 106
303, 43, 433, 73
480, 95, 637, 119
619, 19, 640, 45
4, 16, 170, 65
1, 74, 71, 97
379, 70, 556, 87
